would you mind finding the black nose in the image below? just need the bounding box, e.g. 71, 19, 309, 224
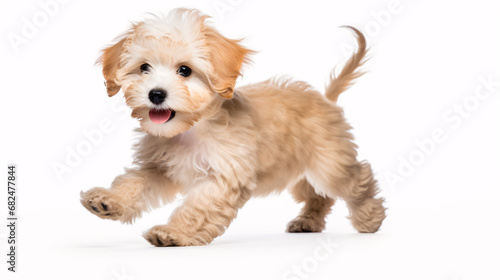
148, 89, 167, 105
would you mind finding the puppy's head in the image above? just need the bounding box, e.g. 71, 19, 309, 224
99, 8, 253, 138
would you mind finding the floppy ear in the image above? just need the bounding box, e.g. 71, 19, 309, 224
99, 37, 127, 97
203, 26, 253, 99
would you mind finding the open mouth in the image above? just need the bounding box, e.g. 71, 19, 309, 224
149, 108, 176, 124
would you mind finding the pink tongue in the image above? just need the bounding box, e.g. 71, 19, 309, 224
149, 109, 171, 124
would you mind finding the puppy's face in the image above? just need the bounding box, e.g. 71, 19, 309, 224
99, 9, 252, 138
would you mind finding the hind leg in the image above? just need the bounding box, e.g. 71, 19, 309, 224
307, 155, 386, 233
344, 161, 386, 233
286, 179, 335, 233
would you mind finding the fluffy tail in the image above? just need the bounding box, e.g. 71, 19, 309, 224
325, 26, 368, 102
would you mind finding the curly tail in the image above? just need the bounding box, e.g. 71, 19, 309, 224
325, 26, 368, 102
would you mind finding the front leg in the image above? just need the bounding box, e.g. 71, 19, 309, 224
81, 168, 180, 223
144, 179, 252, 246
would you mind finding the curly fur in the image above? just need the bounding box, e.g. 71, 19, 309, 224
81, 8, 386, 246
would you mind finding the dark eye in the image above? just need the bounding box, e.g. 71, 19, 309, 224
140, 63, 151, 73
177, 65, 191, 77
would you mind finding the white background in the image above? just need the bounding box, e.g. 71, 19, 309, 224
1, 0, 500, 279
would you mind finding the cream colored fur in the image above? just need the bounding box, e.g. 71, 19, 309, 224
81, 8, 386, 246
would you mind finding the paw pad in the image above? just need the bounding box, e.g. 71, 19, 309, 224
80, 188, 122, 220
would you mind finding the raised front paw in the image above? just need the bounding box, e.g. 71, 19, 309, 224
80, 187, 126, 221
143, 225, 207, 247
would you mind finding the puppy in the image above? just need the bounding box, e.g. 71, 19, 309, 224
81, 8, 386, 247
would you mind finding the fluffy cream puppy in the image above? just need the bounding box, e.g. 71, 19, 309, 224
81, 8, 386, 246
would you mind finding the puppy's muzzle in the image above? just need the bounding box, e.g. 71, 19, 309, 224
149, 89, 167, 105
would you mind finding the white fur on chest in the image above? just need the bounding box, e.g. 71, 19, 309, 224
160, 125, 228, 189
167, 129, 211, 177
172, 129, 211, 174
